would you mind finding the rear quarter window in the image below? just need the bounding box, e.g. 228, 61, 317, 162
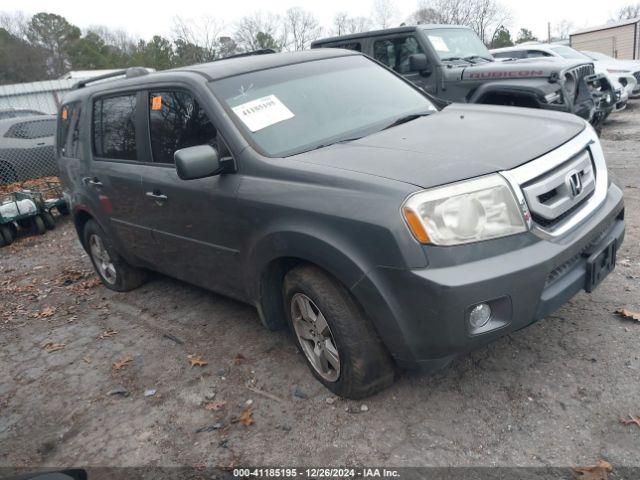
58, 102, 82, 158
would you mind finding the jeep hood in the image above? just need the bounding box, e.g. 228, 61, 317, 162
456, 57, 592, 80
292, 104, 586, 189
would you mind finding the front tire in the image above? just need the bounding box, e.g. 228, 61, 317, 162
42, 211, 56, 230
83, 219, 147, 292
283, 265, 395, 399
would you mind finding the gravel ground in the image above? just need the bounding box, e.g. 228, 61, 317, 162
1, 104, 639, 471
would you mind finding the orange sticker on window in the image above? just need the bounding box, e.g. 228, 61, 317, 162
151, 96, 162, 110
61, 108, 68, 120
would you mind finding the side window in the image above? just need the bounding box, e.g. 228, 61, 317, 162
373, 36, 423, 73
5, 119, 56, 139
148, 90, 228, 164
93, 94, 137, 160
330, 42, 362, 52
527, 50, 551, 58
58, 103, 82, 158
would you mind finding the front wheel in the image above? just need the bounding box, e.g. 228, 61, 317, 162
283, 265, 395, 399
83, 219, 147, 292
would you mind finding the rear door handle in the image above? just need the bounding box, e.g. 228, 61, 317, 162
146, 191, 168, 202
84, 177, 103, 187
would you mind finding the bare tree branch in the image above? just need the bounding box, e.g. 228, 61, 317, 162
282, 7, 322, 51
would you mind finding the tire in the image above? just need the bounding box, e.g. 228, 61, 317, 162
32, 215, 46, 235
283, 265, 395, 399
0, 224, 13, 246
17, 219, 31, 229
57, 202, 70, 216
42, 211, 56, 230
83, 219, 147, 292
8, 222, 17, 239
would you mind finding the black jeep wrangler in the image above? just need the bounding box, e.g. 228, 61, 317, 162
312, 25, 615, 127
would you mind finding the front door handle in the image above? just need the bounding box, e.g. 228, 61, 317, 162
84, 177, 103, 187
146, 191, 168, 204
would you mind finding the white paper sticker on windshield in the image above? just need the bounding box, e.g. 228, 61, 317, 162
428, 35, 450, 52
232, 94, 294, 132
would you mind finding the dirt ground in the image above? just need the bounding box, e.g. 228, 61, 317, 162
1, 104, 639, 471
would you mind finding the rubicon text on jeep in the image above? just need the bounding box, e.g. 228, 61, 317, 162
311, 25, 616, 128
57, 50, 625, 399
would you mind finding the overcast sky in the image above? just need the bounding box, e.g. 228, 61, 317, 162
5, 0, 636, 40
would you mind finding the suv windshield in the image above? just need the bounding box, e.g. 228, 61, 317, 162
424, 28, 492, 61
549, 46, 591, 60
210, 55, 435, 157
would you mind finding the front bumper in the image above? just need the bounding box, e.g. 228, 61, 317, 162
353, 183, 625, 370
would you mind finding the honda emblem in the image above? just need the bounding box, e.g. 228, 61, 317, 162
567, 172, 583, 198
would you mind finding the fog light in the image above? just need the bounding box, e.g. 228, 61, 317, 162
469, 303, 492, 329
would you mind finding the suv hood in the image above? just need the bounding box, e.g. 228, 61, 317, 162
458, 57, 592, 80
291, 104, 585, 189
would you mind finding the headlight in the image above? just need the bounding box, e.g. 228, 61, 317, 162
402, 174, 528, 245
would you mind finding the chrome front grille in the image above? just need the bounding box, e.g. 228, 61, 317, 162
501, 127, 609, 239
634, 71, 640, 82
521, 150, 595, 226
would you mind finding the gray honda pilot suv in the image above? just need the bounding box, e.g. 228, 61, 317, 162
57, 49, 625, 399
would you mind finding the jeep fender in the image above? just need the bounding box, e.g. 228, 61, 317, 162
468, 80, 548, 106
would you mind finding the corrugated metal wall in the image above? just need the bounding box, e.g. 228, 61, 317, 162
571, 22, 639, 59
0, 79, 76, 115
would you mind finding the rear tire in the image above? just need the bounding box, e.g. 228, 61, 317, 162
32, 215, 46, 235
83, 219, 147, 292
0, 224, 13, 246
42, 211, 56, 230
283, 265, 395, 399
57, 203, 70, 216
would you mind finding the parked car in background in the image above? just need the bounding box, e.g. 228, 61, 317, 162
58, 53, 624, 398
312, 26, 615, 128
581, 50, 640, 98
0, 115, 57, 185
0, 108, 48, 120
491, 44, 638, 101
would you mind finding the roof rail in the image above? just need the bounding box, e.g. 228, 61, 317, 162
218, 49, 276, 61
72, 67, 151, 89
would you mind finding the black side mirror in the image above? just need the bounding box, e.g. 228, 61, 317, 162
409, 53, 432, 76
175, 145, 223, 180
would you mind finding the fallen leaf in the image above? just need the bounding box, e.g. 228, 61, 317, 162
112, 356, 133, 371
619, 414, 640, 428
188, 354, 208, 367
572, 460, 613, 480
36, 306, 56, 318
239, 407, 254, 426
233, 353, 246, 364
42, 342, 66, 353
100, 329, 118, 339
204, 400, 226, 411
614, 309, 640, 322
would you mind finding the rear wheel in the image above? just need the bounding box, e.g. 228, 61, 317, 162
42, 211, 56, 230
0, 224, 14, 246
32, 215, 46, 235
83, 219, 147, 292
283, 265, 395, 399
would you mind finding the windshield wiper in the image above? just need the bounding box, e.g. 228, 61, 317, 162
441, 56, 469, 63
381, 112, 432, 131
463, 55, 493, 63
309, 136, 362, 152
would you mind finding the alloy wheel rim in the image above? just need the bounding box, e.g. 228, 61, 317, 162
290, 293, 340, 382
89, 234, 117, 285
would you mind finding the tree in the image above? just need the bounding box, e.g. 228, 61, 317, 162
551, 19, 574, 41
515, 28, 538, 44
614, 3, 640, 20
490, 25, 513, 48
132, 35, 174, 70
234, 12, 284, 52
217, 36, 238, 58
372, 0, 400, 29
172, 16, 224, 61
0, 27, 48, 84
332, 12, 372, 35
411, 0, 511, 44
68, 31, 111, 69
283, 7, 322, 51
26, 12, 81, 77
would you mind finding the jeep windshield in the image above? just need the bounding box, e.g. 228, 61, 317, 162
424, 28, 493, 63
210, 55, 436, 157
